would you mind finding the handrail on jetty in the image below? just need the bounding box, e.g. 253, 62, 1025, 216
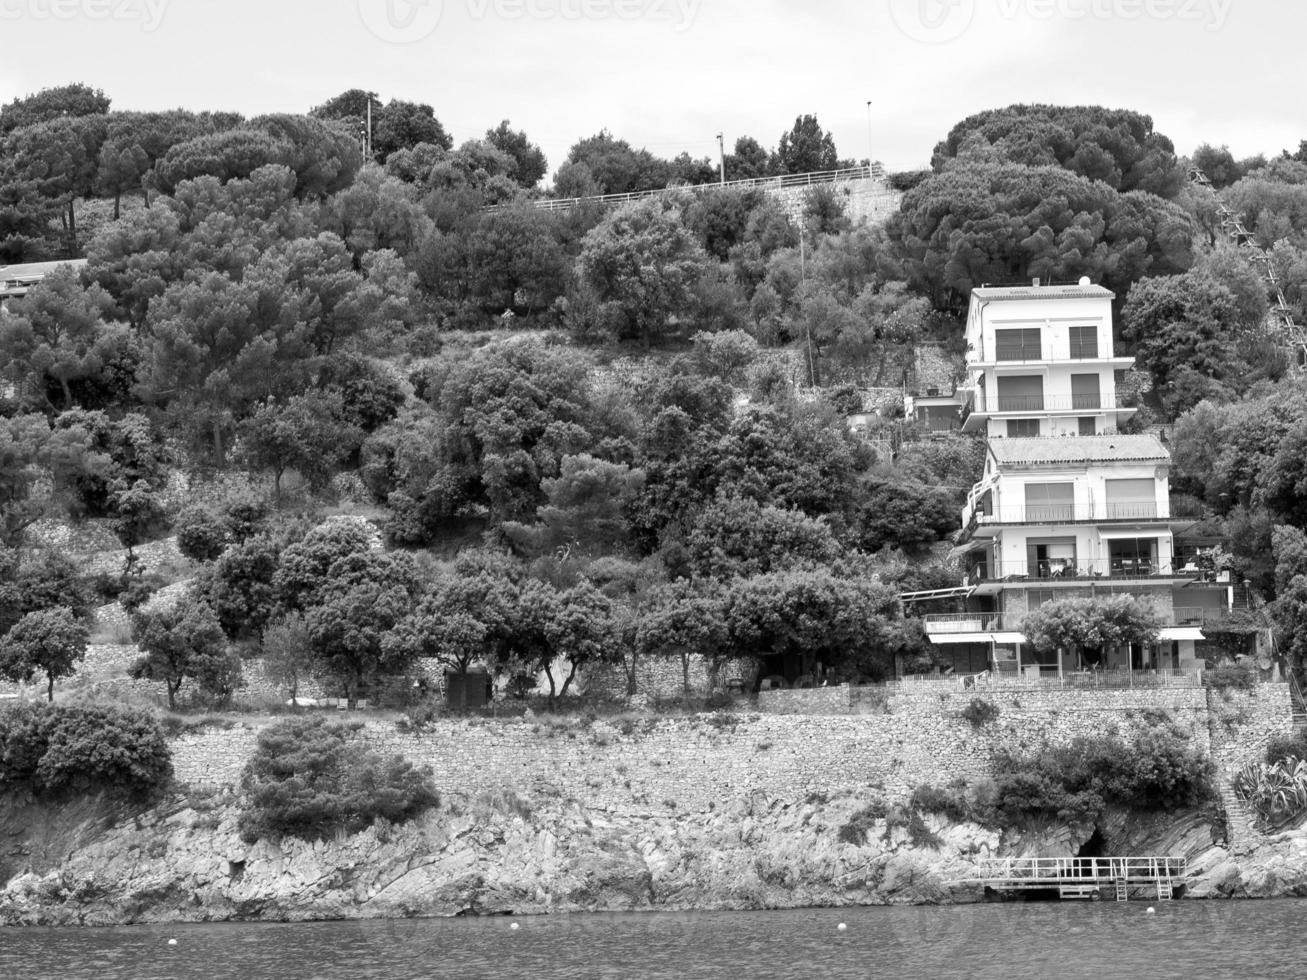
972, 856, 1187, 902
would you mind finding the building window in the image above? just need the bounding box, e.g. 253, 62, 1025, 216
1007, 418, 1040, 437
994, 328, 1042, 361
1069, 325, 1099, 359
1024, 482, 1075, 522
995, 375, 1044, 412
1105, 478, 1157, 518
1070, 374, 1101, 410
1109, 537, 1159, 576
1078, 416, 1097, 436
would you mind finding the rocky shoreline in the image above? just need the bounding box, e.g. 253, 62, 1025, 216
3, 788, 1307, 927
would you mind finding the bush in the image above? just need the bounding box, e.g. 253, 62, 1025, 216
910, 783, 972, 823
1204, 663, 1256, 691
0, 703, 172, 799
989, 726, 1211, 824
238, 716, 438, 843
960, 697, 1001, 728
837, 798, 888, 845
1265, 731, 1307, 767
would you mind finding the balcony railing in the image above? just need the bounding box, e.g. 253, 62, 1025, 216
962, 558, 1208, 581
921, 606, 1229, 634
891, 670, 1204, 691
967, 502, 1169, 526
969, 390, 1135, 414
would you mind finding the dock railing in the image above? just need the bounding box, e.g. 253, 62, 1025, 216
973, 855, 1187, 887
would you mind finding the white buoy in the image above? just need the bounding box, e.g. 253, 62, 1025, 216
510, 922, 520, 930
167, 939, 178, 945
837, 923, 847, 932
1146, 907, 1155, 915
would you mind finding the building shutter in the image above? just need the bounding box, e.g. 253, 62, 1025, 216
1104, 478, 1156, 518
996, 375, 1044, 412
995, 328, 1041, 361
1024, 482, 1075, 521
1069, 326, 1099, 359
1071, 374, 1101, 410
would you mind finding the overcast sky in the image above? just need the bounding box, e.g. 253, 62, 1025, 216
1, 0, 1302, 178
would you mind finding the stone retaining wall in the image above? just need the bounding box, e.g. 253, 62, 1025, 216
168, 685, 1293, 812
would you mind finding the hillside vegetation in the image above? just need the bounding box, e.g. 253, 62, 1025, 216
2, 88, 1307, 708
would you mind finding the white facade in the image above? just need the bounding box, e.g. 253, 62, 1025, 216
960, 283, 1136, 439
922, 280, 1229, 677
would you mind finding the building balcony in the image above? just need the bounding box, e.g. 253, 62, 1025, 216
961, 558, 1209, 583
922, 606, 1229, 635
965, 502, 1170, 528
959, 388, 1139, 432
969, 350, 1136, 368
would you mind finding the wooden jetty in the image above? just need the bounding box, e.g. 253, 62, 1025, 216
973, 856, 1187, 902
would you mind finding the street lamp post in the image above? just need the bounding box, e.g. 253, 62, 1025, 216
865, 100, 873, 176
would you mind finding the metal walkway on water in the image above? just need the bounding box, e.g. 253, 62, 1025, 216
973, 855, 1186, 902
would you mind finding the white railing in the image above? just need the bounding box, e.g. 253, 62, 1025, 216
508, 164, 888, 213
974, 855, 1186, 884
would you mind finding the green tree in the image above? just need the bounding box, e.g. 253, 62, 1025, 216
888, 162, 1194, 314
0, 265, 122, 409
239, 390, 362, 499
775, 114, 839, 174
685, 496, 840, 579
577, 198, 711, 346
0, 607, 89, 701
130, 594, 229, 709
274, 519, 378, 612
237, 716, 437, 843
372, 100, 452, 159
303, 552, 419, 699
261, 612, 314, 700
0, 83, 110, 133
485, 119, 548, 187
932, 104, 1183, 197
1021, 595, 1163, 668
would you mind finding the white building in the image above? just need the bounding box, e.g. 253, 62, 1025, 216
916, 280, 1234, 679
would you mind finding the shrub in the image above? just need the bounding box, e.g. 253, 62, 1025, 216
0, 703, 172, 799
1266, 731, 1307, 767
910, 783, 971, 823
238, 716, 438, 843
837, 798, 888, 845
960, 697, 1001, 728
989, 726, 1211, 824
1204, 663, 1256, 691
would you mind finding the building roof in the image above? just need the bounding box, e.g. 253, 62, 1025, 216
971, 283, 1115, 302
0, 258, 88, 286
989, 434, 1169, 466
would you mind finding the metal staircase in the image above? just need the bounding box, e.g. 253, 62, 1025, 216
1189, 166, 1307, 370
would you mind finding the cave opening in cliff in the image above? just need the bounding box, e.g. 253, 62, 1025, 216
1076, 827, 1107, 858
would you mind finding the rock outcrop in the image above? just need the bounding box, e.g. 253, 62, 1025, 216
5, 786, 1307, 926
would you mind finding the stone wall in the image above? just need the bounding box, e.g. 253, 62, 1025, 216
767, 177, 902, 226
168, 685, 1294, 812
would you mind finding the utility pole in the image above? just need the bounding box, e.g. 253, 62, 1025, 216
865, 100, 873, 176
716, 132, 725, 185
799, 224, 816, 387
366, 96, 373, 158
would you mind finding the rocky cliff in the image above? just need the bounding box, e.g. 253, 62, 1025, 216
3, 786, 1306, 926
